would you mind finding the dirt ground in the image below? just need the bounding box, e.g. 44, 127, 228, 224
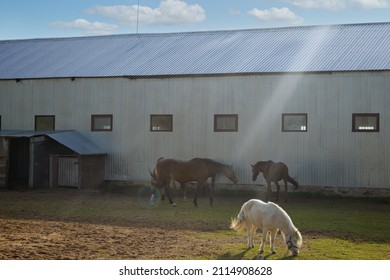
0, 188, 249, 260
0, 217, 229, 260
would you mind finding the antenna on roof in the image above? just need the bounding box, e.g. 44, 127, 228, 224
136, 0, 140, 34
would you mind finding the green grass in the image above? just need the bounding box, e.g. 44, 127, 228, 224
1, 184, 389, 259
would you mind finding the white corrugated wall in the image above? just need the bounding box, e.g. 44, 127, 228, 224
1, 71, 390, 188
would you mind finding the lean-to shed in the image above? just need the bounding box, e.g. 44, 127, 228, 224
1, 22, 390, 193
0, 130, 106, 189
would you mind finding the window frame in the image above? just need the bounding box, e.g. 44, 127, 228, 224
91, 114, 113, 132
214, 114, 238, 132
282, 113, 308, 132
352, 113, 380, 132
35, 115, 55, 131
150, 114, 173, 132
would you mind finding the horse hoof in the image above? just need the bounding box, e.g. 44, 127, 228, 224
271, 251, 276, 254
259, 250, 264, 254
172, 203, 177, 207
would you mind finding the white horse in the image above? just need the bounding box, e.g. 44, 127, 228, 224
230, 199, 302, 256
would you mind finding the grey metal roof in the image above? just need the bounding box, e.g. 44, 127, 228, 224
0, 130, 106, 155
1, 22, 390, 79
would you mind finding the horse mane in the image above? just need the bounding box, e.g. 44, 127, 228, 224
268, 202, 294, 226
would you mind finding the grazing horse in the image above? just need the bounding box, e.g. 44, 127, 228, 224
150, 158, 221, 202
151, 158, 238, 207
230, 199, 302, 256
251, 161, 298, 202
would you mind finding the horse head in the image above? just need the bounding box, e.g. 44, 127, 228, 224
251, 163, 260, 181
286, 230, 302, 256
224, 165, 238, 184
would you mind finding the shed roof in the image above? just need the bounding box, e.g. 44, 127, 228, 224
1, 22, 390, 79
0, 130, 106, 156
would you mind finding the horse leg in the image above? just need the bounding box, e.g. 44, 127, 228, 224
269, 228, 278, 254
246, 227, 252, 248
180, 183, 187, 201
265, 180, 272, 201
207, 182, 213, 206
193, 183, 201, 207
259, 228, 267, 254
247, 225, 256, 248
274, 181, 281, 202
163, 179, 176, 207
211, 175, 216, 196
149, 186, 157, 205
283, 179, 288, 203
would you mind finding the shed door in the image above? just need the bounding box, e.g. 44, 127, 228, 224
0, 138, 8, 188
58, 157, 79, 187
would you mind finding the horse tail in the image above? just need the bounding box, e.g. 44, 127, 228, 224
287, 175, 299, 189
230, 209, 246, 232
150, 168, 158, 181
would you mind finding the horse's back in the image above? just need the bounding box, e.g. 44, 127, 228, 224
267, 161, 288, 180
243, 199, 269, 224
156, 158, 186, 177
156, 158, 208, 183
189, 158, 222, 175
245, 199, 276, 214
190, 158, 219, 169
243, 199, 284, 228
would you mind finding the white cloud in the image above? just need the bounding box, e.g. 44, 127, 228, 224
248, 7, 304, 25
85, 0, 206, 26
288, 0, 390, 10
354, 0, 390, 8
50, 19, 118, 35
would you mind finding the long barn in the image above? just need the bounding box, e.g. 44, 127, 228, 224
1, 22, 390, 194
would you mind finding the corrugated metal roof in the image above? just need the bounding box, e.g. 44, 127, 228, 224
1, 22, 390, 79
0, 130, 106, 155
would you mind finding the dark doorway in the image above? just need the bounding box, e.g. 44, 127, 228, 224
8, 138, 30, 188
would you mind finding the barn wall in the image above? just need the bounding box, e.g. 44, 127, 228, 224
1, 71, 390, 188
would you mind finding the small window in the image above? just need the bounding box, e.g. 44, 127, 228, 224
91, 114, 113, 131
150, 115, 173, 132
352, 113, 379, 132
35, 115, 55, 130
282, 113, 307, 132
214, 114, 238, 132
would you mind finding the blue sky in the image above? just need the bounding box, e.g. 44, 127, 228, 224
1, 0, 390, 39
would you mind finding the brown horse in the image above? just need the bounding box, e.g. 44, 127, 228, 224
251, 160, 298, 202
150, 157, 225, 202
151, 158, 238, 207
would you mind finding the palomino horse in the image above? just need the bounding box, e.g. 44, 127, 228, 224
230, 199, 302, 256
251, 160, 298, 202
151, 158, 238, 207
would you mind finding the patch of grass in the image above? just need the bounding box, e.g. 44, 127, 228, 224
301, 238, 389, 260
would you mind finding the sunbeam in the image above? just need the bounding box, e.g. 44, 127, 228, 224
237, 26, 335, 180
